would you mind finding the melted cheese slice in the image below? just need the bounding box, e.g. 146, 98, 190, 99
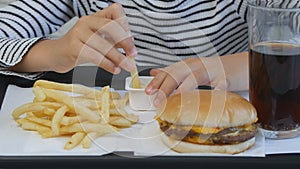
157, 118, 221, 134
157, 118, 256, 134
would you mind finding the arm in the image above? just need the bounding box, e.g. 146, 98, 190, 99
7, 39, 63, 73
213, 51, 249, 91
146, 52, 249, 106
2, 2, 137, 76
9, 6, 137, 74
0, 0, 75, 78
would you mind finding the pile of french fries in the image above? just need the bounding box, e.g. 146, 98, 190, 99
12, 80, 138, 150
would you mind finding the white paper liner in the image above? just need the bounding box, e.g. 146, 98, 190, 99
0, 85, 266, 157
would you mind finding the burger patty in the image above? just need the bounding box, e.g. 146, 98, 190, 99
158, 119, 257, 145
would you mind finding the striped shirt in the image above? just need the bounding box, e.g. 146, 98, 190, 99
0, 0, 248, 79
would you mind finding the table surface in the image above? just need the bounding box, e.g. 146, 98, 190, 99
1, 66, 300, 169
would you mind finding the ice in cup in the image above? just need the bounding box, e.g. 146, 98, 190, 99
125, 76, 157, 111
248, 0, 300, 139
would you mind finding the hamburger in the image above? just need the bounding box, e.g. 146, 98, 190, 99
155, 90, 258, 154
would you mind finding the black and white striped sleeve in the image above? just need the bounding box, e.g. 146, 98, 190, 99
0, 0, 75, 79
234, 0, 248, 22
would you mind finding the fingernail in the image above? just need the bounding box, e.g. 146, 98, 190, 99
113, 67, 121, 74
129, 47, 138, 57
150, 89, 158, 95
154, 98, 161, 107
124, 59, 135, 71
145, 86, 152, 94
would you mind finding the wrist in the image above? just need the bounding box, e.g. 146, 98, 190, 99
9, 39, 61, 73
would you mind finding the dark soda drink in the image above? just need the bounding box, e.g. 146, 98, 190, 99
249, 42, 300, 131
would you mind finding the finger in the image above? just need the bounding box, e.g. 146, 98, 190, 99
145, 70, 168, 95
153, 75, 180, 107
95, 3, 131, 33
146, 68, 183, 107
149, 68, 162, 76
175, 69, 214, 95
95, 3, 126, 21
98, 21, 137, 56
79, 44, 121, 74
74, 20, 135, 72
153, 89, 167, 108
96, 19, 137, 57
158, 74, 181, 97
175, 73, 199, 95
94, 3, 137, 56
145, 62, 192, 95
87, 33, 135, 72
76, 15, 136, 58
162, 61, 195, 83
115, 16, 131, 36
81, 28, 114, 56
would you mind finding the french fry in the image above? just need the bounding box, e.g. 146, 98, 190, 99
112, 93, 129, 109
33, 97, 39, 103
81, 122, 118, 133
129, 57, 141, 88
51, 105, 69, 135
110, 109, 139, 124
61, 116, 85, 126
73, 97, 98, 110
12, 102, 62, 119
38, 102, 64, 108
32, 111, 47, 118
34, 80, 101, 96
82, 91, 102, 100
38, 128, 55, 138
101, 86, 110, 122
12, 103, 43, 119
83, 90, 120, 100
73, 97, 117, 110
43, 108, 56, 116
124, 113, 139, 124
59, 123, 83, 134
39, 127, 73, 138
32, 86, 46, 102
82, 129, 114, 149
18, 118, 50, 132
110, 91, 121, 99
15, 118, 29, 126
60, 122, 118, 133
26, 116, 52, 127
12, 80, 139, 150
122, 92, 129, 105
64, 132, 86, 150
81, 132, 100, 149
42, 88, 101, 122
109, 116, 132, 128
